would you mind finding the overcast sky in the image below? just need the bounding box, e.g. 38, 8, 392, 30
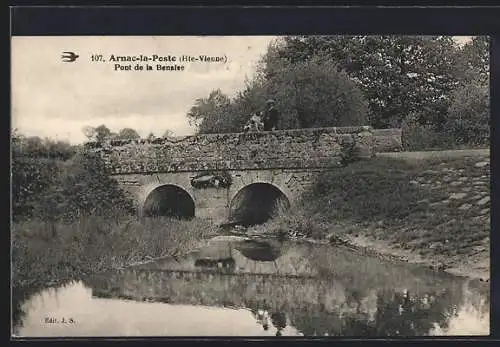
12, 36, 276, 144
12, 36, 473, 144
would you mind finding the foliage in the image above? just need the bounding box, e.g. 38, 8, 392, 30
11, 131, 78, 221
401, 100, 489, 151
271, 35, 460, 129
82, 124, 113, 143
401, 114, 455, 151
263, 56, 369, 128
261, 154, 489, 283
11, 131, 77, 160
33, 152, 135, 222
454, 36, 489, 87
263, 206, 329, 240
12, 130, 135, 223
196, 56, 369, 133
116, 128, 141, 140
12, 216, 217, 289
187, 89, 232, 131
303, 155, 489, 250
304, 157, 428, 225
398, 37, 489, 150
194, 35, 488, 138
444, 80, 490, 146
11, 157, 62, 222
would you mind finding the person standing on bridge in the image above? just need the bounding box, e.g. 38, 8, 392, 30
262, 99, 280, 131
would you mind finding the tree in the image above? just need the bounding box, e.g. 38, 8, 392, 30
82, 124, 112, 143
267, 35, 460, 129
11, 133, 61, 221
34, 152, 134, 222
444, 80, 489, 146
186, 89, 231, 131
11, 156, 61, 221
196, 55, 369, 133
94, 125, 112, 142
454, 36, 489, 87
11, 133, 76, 160
116, 128, 140, 140
41, 138, 76, 160
266, 56, 369, 128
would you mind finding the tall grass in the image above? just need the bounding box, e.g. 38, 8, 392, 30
251, 200, 328, 240
11, 216, 218, 327
12, 216, 217, 287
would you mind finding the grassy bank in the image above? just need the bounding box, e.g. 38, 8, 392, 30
11, 216, 218, 325
260, 152, 490, 281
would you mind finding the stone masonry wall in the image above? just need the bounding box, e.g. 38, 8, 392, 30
110, 168, 324, 223
86, 126, 383, 175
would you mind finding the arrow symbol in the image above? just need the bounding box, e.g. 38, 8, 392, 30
61, 52, 79, 62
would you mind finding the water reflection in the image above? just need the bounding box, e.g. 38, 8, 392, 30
13, 238, 489, 337
14, 281, 299, 337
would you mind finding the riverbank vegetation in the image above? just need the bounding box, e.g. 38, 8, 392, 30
260, 154, 490, 280
11, 134, 218, 326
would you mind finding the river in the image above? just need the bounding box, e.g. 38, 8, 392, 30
12, 236, 490, 337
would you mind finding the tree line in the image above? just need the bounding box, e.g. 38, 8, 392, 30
83, 125, 174, 143
187, 35, 489, 149
11, 125, 176, 222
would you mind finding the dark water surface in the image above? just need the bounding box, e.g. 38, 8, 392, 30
13, 236, 490, 337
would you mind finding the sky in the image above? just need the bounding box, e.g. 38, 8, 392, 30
12, 36, 473, 145
12, 36, 277, 144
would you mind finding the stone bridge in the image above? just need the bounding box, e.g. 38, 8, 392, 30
87, 126, 401, 224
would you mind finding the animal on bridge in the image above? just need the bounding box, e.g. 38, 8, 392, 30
243, 112, 264, 133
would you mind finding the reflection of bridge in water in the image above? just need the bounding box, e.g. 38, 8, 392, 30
84, 239, 487, 336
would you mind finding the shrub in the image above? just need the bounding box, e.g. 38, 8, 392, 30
401, 114, 455, 151
265, 56, 370, 129
11, 157, 63, 221
33, 152, 134, 222
444, 81, 489, 147
265, 204, 329, 240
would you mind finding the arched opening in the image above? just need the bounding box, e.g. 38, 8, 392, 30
142, 185, 195, 219
229, 183, 290, 226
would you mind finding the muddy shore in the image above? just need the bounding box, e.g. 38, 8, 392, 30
334, 233, 490, 283
225, 225, 490, 283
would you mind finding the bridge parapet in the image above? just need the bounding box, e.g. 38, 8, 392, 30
86, 126, 387, 175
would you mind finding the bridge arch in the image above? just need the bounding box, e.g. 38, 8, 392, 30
141, 184, 195, 219
229, 182, 291, 226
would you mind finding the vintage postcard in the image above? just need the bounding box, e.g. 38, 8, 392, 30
11, 35, 490, 337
